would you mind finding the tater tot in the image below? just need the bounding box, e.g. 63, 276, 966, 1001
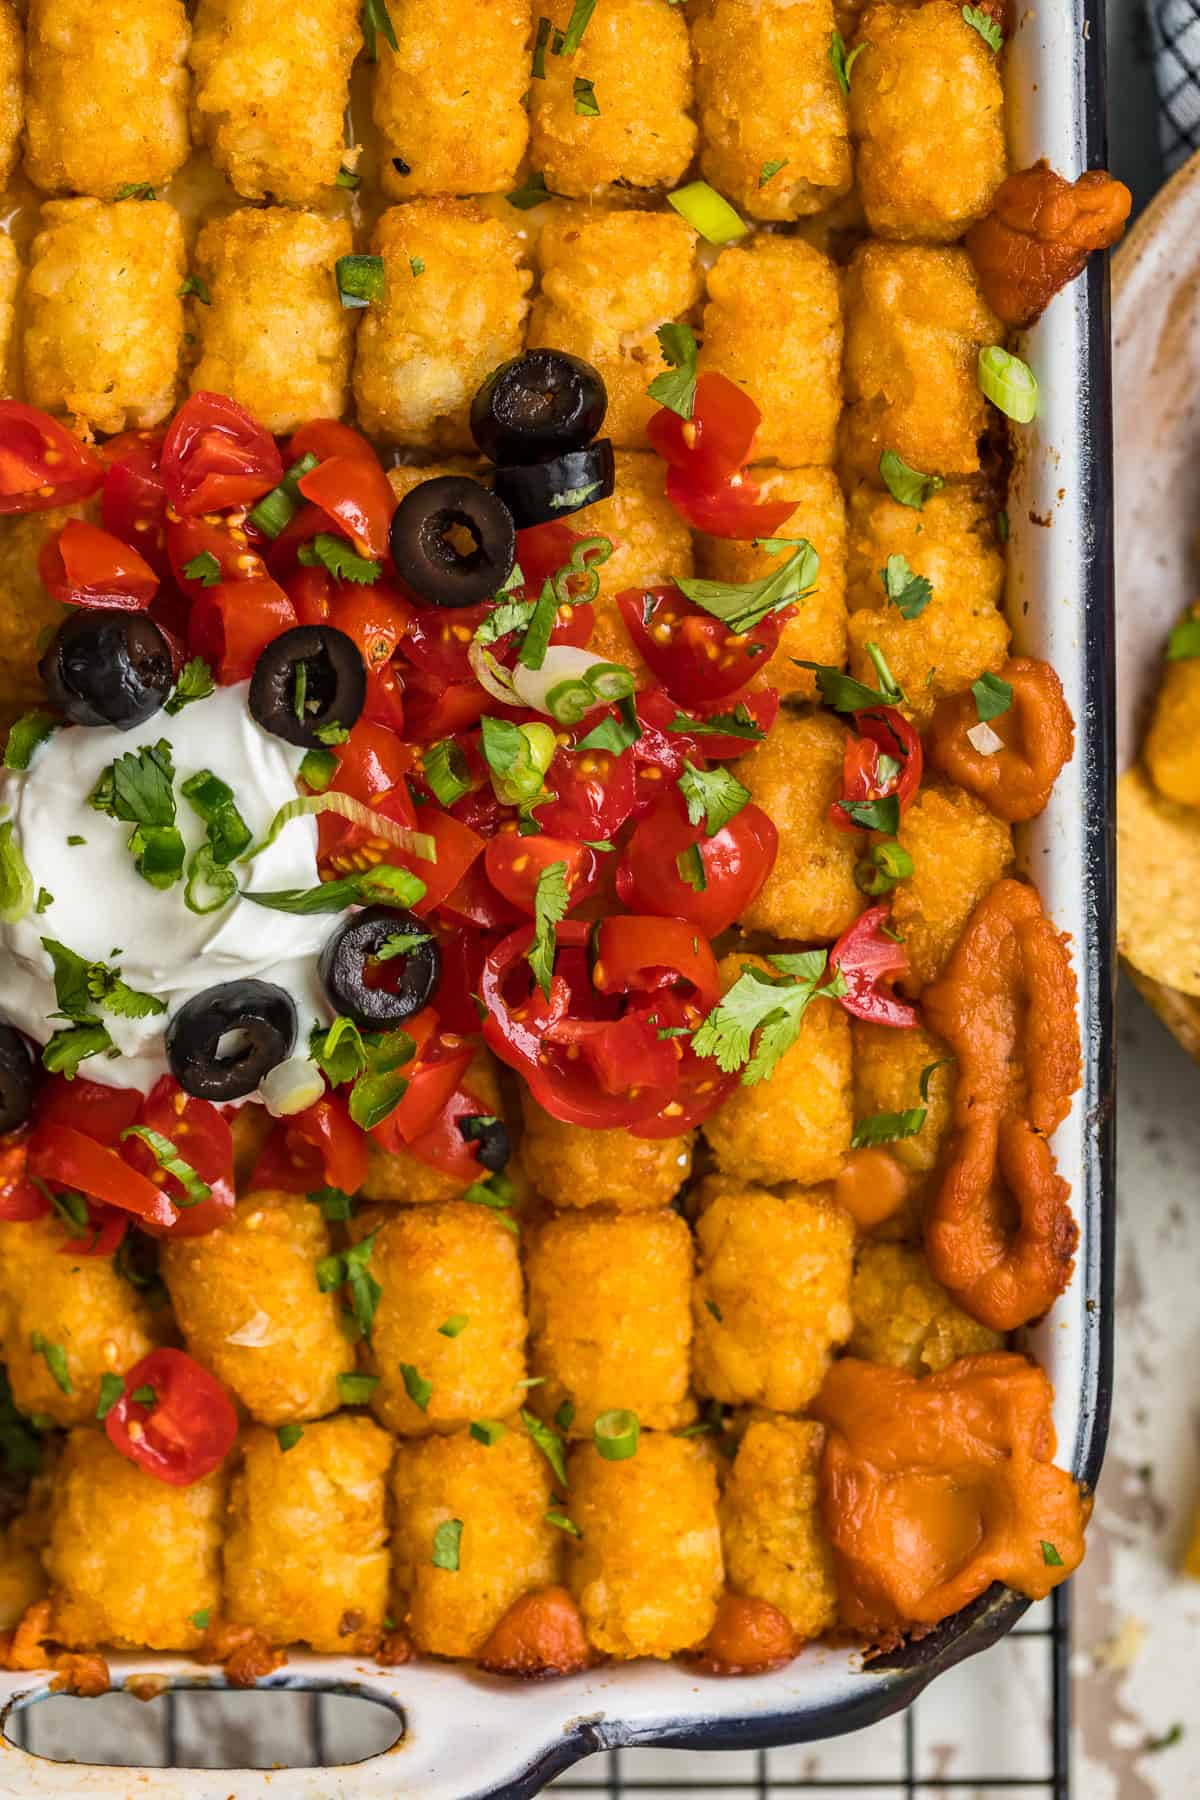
692, 1176, 855, 1411
189, 0, 359, 204
161, 1192, 354, 1427
720, 1418, 837, 1638
45, 1430, 224, 1651
695, 467, 847, 700
0, 502, 89, 733
189, 209, 354, 436
23, 0, 188, 200
840, 241, 1002, 484
691, 0, 851, 220
733, 710, 864, 942
375, 0, 530, 200
362, 1050, 506, 1204
891, 782, 1013, 992
850, 1241, 1003, 1373
851, 1019, 954, 1175
354, 201, 531, 451
528, 0, 696, 198
24, 199, 184, 436
529, 209, 701, 450
525, 1209, 695, 1433
700, 236, 842, 467
517, 1088, 692, 1211
844, 483, 1009, 726
224, 1419, 392, 1652
1146, 625, 1200, 806
567, 1434, 723, 1658
0, 1214, 166, 1427
0, 2, 21, 193
849, 1, 1006, 242
577, 451, 695, 677
0, 234, 19, 398
391, 1429, 561, 1657
0, 1465, 53, 1631
704, 959, 852, 1187
354, 1202, 528, 1435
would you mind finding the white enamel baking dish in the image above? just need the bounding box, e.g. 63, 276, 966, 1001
0, 1, 1116, 1789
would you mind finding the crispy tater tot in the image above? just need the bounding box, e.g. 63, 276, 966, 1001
849, 1, 1006, 242
390, 1429, 561, 1657
733, 710, 864, 942
160, 1191, 355, 1427
353, 1202, 528, 1436
844, 483, 1009, 727
375, 0, 530, 201
0, 2, 21, 193
576, 450, 695, 677
23, 0, 189, 200
189, 0, 360, 204
695, 468, 847, 700
0, 1464, 53, 1632
223, 1418, 392, 1653
529, 208, 702, 450
528, 0, 696, 198
891, 781, 1014, 993
362, 1050, 506, 1204
851, 1019, 955, 1175
524, 1209, 695, 1434
841, 241, 1002, 484
692, 1176, 855, 1412
1145, 614, 1200, 806
45, 1430, 224, 1651
354, 201, 531, 451
517, 1088, 693, 1212
0, 234, 18, 399
24, 199, 184, 436
700, 236, 843, 467
0, 1213, 167, 1428
691, 0, 852, 221
566, 1434, 723, 1658
0, 501, 91, 734
719, 1418, 837, 1640
704, 957, 852, 1187
189, 210, 354, 436
850, 1241, 1003, 1373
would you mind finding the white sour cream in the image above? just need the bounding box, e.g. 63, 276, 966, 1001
0, 683, 332, 1093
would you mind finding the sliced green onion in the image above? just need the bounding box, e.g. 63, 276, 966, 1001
4, 710, 58, 770
0, 821, 33, 923
469, 1419, 506, 1446
423, 737, 472, 808
431, 1518, 463, 1571
1167, 616, 1200, 662
298, 748, 338, 793
545, 678, 595, 725
559, 0, 597, 52
593, 1408, 640, 1461
249, 453, 319, 539
184, 843, 239, 915
667, 180, 748, 245
978, 346, 1038, 423
246, 792, 436, 865
544, 1510, 581, 1537
855, 840, 913, 897
438, 1313, 469, 1338
129, 824, 186, 891
586, 662, 636, 703
121, 1125, 212, 1208
277, 1424, 304, 1452
336, 254, 385, 309
181, 770, 252, 865
400, 1362, 433, 1411
260, 1055, 326, 1118
337, 1372, 379, 1405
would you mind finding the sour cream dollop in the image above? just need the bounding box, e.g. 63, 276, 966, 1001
0, 683, 332, 1093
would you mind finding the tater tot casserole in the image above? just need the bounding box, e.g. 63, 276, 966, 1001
0, 0, 1129, 1705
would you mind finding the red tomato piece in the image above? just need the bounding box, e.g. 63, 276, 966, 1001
664, 464, 795, 541
829, 903, 920, 1028
402, 603, 494, 685
400, 1086, 490, 1182
534, 741, 637, 842
629, 988, 738, 1138
616, 787, 778, 937
618, 587, 787, 705
299, 454, 395, 561
27, 1124, 176, 1229
370, 1024, 474, 1150
380, 806, 487, 916
161, 392, 283, 517
100, 432, 170, 577
629, 687, 689, 816
58, 1202, 128, 1258
516, 521, 597, 594
331, 583, 413, 674
33, 1075, 142, 1146
646, 372, 761, 486
286, 562, 332, 626
592, 914, 722, 1011
252, 1092, 368, 1195
0, 402, 103, 514
484, 834, 600, 916
168, 515, 267, 597
683, 685, 780, 760
829, 706, 923, 833
105, 1347, 238, 1486
287, 419, 379, 467
120, 1077, 236, 1240
402, 668, 492, 742
433, 928, 494, 1037
0, 1139, 48, 1221
317, 719, 418, 866
363, 661, 407, 734
437, 857, 525, 932
39, 519, 159, 611
188, 575, 297, 685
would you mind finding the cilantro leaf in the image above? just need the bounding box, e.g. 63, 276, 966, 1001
1040, 1539, 1064, 1567
795, 642, 906, 711
972, 671, 1014, 721
692, 953, 846, 1085
298, 533, 382, 585
507, 172, 552, 210
575, 692, 641, 754
528, 860, 570, 999
89, 741, 176, 828
879, 450, 944, 510
838, 795, 901, 834
41, 939, 164, 1024
474, 598, 537, 647
182, 551, 221, 588
677, 539, 818, 635
678, 761, 751, 835
851, 1106, 926, 1149
829, 29, 867, 94
42, 1022, 113, 1077
4, 710, 58, 770
881, 554, 932, 620
31, 1331, 72, 1396
165, 657, 216, 715
0, 821, 32, 924
647, 322, 700, 421
362, 0, 398, 58
669, 704, 765, 744
177, 275, 211, 305
919, 1057, 955, 1101
962, 4, 1003, 50
759, 157, 789, 187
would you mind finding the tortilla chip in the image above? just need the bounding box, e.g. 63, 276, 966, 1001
1118, 766, 1200, 996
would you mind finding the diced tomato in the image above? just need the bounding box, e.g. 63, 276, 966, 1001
331, 583, 413, 674
287, 419, 380, 468
829, 903, 920, 1028
33, 1075, 142, 1146
120, 1077, 236, 1240
298, 453, 395, 561
317, 720, 419, 869
592, 914, 722, 1012
390, 806, 487, 916
161, 392, 283, 517
401, 1086, 490, 1182
629, 989, 738, 1138
618, 587, 787, 705
27, 1124, 176, 1229
438, 856, 525, 932
433, 928, 494, 1037
616, 786, 777, 937
104, 1347, 238, 1487
829, 706, 924, 832
252, 1091, 368, 1196
533, 741, 637, 842
664, 464, 794, 541
484, 833, 600, 916
39, 519, 159, 611
188, 575, 297, 685
646, 373, 762, 488
402, 669, 492, 742
516, 521, 600, 594
363, 660, 407, 734
168, 515, 267, 597
683, 685, 780, 759
58, 1202, 128, 1259
402, 603, 494, 685
265, 502, 329, 584
370, 1023, 474, 1150
0, 402, 104, 514
285, 562, 332, 626
0, 1139, 47, 1221
100, 432, 170, 576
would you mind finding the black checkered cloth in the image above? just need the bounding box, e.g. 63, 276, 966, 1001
1152, 0, 1200, 170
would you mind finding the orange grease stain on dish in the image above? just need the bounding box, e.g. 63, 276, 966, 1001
835, 1146, 910, 1232
475, 1585, 592, 1679
926, 657, 1076, 824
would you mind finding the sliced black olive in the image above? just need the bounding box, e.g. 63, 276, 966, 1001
319, 905, 441, 1030
491, 439, 616, 530
470, 350, 608, 466
0, 1026, 33, 1135
456, 1113, 510, 1173
166, 980, 297, 1102
39, 609, 173, 731
249, 625, 366, 750
388, 476, 517, 609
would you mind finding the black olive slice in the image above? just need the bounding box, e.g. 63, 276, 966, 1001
456, 1112, 510, 1173
388, 476, 517, 609
491, 439, 616, 530
249, 625, 367, 750
470, 350, 608, 465
166, 980, 297, 1102
39, 609, 173, 731
0, 1026, 33, 1135
319, 905, 441, 1029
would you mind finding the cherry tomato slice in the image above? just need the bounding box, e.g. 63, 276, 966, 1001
39, 519, 159, 611
646, 372, 762, 486
287, 419, 380, 467
286, 562, 332, 626
628, 989, 738, 1139
316, 719, 418, 865
664, 464, 795, 541
0, 403, 103, 514
0, 1139, 48, 1221
401, 1086, 490, 1182
33, 1075, 142, 1146
120, 1077, 236, 1240
364, 661, 407, 734
168, 515, 267, 597
251, 1092, 368, 1195
618, 587, 787, 705
188, 575, 297, 685
161, 391, 283, 517
592, 914, 722, 1011
433, 927, 495, 1037
100, 432, 170, 577
616, 787, 778, 937
828, 903, 919, 1028
402, 669, 492, 742
371, 1026, 475, 1150
298, 453, 395, 561
485, 834, 599, 916
683, 685, 780, 760
534, 741, 637, 842
330, 584, 414, 675
438, 856, 525, 932
386, 807, 487, 916
105, 1347, 238, 1486
402, 604, 494, 685
27, 1124, 176, 1229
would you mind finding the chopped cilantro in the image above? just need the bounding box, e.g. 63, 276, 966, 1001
277, 1424, 304, 1452
829, 29, 867, 94
692, 952, 848, 1085
470, 1419, 507, 1446
1040, 1540, 1064, 1567
962, 5, 1003, 49
298, 533, 382, 585
881, 554, 932, 620
678, 761, 751, 836
838, 794, 901, 834
335, 254, 386, 309
972, 671, 1014, 721
31, 1332, 72, 1396
646, 322, 700, 421
851, 1106, 926, 1149
879, 450, 944, 510
507, 172, 552, 210
677, 539, 818, 634
336, 1372, 379, 1405
165, 657, 216, 714
438, 1314, 469, 1338
544, 1510, 581, 1537
521, 1408, 567, 1485
573, 75, 599, 114
96, 1373, 125, 1421
795, 642, 905, 712
115, 182, 156, 201
528, 860, 570, 999
177, 275, 211, 305
4, 710, 58, 770
759, 158, 789, 187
